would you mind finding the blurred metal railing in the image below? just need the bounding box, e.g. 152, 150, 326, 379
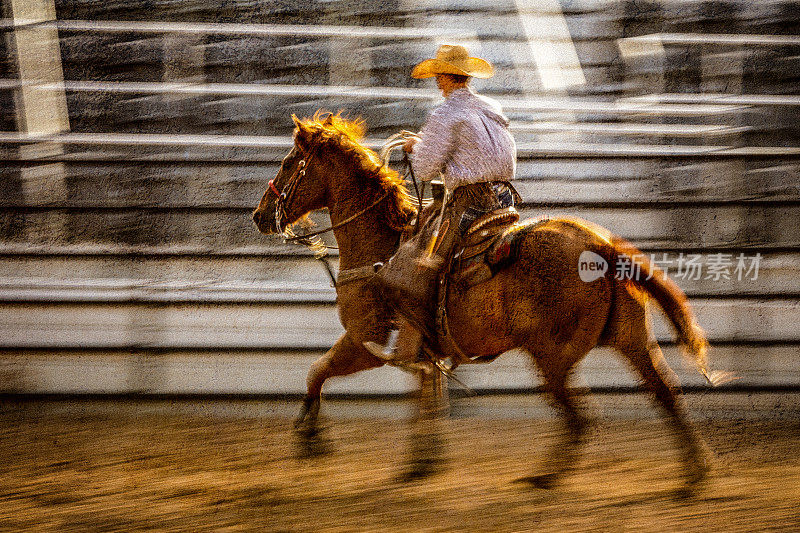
0, 18, 471, 39
0, 79, 761, 115
619, 32, 800, 49
3, 131, 800, 158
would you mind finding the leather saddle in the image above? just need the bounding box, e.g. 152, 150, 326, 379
449, 209, 549, 290
434, 210, 550, 365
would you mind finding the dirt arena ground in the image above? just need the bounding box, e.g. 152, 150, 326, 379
0, 393, 798, 532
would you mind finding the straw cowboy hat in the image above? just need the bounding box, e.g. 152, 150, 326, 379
411, 44, 494, 79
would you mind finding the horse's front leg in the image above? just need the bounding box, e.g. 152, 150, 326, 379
294, 333, 384, 456
403, 363, 450, 480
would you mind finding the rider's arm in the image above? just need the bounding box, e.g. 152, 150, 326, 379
410, 108, 456, 182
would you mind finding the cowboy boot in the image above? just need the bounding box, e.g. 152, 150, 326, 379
364, 329, 401, 362
364, 320, 434, 374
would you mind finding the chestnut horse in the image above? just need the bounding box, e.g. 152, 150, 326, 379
253, 112, 716, 489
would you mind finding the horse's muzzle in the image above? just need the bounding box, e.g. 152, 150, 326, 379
252, 209, 273, 234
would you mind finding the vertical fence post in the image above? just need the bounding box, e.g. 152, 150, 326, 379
7, 0, 69, 232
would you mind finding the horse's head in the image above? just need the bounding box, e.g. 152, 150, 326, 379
253, 111, 416, 238
252, 113, 337, 235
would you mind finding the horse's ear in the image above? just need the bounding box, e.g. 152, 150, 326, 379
292, 114, 312, 143
322, 113, 334, 126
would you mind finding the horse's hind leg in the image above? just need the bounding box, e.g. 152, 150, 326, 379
521, 348, 590, 489
295, 333, 383, 456
620, 338, 710, 489
611, 300, 710, 489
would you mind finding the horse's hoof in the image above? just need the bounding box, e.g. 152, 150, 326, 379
515, 473, 559, 489
296, 436, 331, 458
685, 466, 709, 487
294, 426, 331, 458
671, 482, 705, 501
680, 467, 709, 496
683, 448, 712, 487
294, 397, 319, 429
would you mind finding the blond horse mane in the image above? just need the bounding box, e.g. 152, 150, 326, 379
293, 111, 417, 232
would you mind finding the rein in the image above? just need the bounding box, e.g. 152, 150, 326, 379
268, 133, 398, 288
282, 191, 389, 243
404, 152, 423, 231
382, 131, 424, 230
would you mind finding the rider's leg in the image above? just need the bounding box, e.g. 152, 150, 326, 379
364, 201, 463, 363
366, 181, 511, 361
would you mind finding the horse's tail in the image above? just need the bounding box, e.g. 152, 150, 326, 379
606, 236, 717, 385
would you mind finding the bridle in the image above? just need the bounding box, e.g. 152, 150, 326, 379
265, 133, 393, 287
269, 143, 319, 243
268, 137, 390, 246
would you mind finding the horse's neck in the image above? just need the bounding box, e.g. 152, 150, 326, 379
329, 182, 402, 271
332, 208, 400, 271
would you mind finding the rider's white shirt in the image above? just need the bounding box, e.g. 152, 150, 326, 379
411, 87, 517, 192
